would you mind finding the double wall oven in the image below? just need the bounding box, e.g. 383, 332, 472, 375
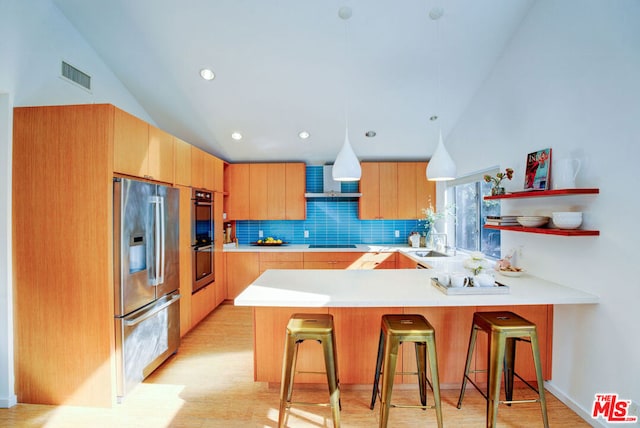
192, 188, 215, 293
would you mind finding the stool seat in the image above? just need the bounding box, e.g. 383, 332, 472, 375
370, 314, 443, 428
457, 311, 549, 428
278, 313, 340, 428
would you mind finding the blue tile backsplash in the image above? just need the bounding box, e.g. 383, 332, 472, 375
235, 166, 421, 245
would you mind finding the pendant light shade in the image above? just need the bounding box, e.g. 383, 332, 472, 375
426, 131, 456, 181
332, 127, 361, 181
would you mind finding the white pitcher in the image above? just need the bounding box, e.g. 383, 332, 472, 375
553, 158, 581, 189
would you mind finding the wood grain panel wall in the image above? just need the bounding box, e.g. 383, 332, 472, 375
12, 104, 116, 406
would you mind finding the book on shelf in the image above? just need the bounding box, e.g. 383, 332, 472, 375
485, 216, 520, 226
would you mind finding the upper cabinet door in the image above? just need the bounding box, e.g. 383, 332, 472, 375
191, 146, 206, 189
148, 125, 175, 184
113, 108, 149, 178
397, 162, 418, 219
174, 137, 192, 187
266, 164, 286, 220
359, 163, 380, 219
378, 162, 398, 219
225, 163, 250, 220
416, 161, 436, 217
249, 164, 270, 219
359, 161, 435, 220
213, 156, 224, 193
285, 163, 306, 220
113, 108, 175, 183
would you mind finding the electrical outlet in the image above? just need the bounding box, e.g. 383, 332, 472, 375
304, 230, 309, 238
394, 230, 400, 238
258, 230, 263, 238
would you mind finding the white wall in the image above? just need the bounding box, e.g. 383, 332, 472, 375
446, 0, 640, 424
0, 0, 154, 407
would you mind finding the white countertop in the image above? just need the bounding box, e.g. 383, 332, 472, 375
223, 243, 463, 269
234, 269, 599, 308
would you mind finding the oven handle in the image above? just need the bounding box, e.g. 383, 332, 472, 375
194, 244, 213, 251
124, 294, 181, 327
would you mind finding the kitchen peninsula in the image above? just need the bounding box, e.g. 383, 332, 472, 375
235, 269, 598, 388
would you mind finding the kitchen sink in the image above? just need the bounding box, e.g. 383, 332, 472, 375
411, 250, 450, 258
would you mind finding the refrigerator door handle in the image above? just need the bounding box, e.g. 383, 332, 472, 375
158, 196, 166, 285
123, 294, 181, 327
149, 195, 164, 286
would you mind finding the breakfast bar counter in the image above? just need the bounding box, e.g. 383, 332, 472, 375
235, 269, 598, 388
234, 269, 599, 308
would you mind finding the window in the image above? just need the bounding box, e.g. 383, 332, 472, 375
447, 172, 501, 258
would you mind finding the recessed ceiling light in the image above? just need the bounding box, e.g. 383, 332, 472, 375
365, 131, 377, 138
199, 68, 215, 80
298, 131, 310, 139
231, 132, 243, 141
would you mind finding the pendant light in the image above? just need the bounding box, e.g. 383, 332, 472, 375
332, 6, 361, 182
426, 7, 456, 181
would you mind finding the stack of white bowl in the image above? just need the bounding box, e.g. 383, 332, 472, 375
552, 212, 582, 229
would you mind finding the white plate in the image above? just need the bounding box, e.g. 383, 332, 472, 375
516, 216, 549, 227
497, 269, 525, 277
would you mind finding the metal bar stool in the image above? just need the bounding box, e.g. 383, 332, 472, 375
370, 314, 443, 428
278, 313, 341, 428
457, 311, 549, 428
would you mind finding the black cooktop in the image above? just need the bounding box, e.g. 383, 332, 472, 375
309, 244, 357, 248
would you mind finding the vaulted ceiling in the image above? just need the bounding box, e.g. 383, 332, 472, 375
53, 0, 533, 164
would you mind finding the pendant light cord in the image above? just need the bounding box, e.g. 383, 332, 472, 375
342, 7, 351, 132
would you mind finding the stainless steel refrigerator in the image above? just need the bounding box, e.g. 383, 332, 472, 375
113, 177, 181, 400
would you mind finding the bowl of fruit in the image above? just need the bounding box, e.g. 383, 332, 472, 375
252, 236, 287, 246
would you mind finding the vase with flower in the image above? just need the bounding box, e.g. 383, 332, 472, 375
418, 200, 452, 248
484, 168, 514, 196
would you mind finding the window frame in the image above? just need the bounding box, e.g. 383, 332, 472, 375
445, 168, 501, 258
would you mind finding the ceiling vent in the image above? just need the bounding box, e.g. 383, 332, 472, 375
61, 61, 91, 90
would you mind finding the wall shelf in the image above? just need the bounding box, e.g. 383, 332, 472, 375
484, 188, 599, 200
484, 224, 599, 236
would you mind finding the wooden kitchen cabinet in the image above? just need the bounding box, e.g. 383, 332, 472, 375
174, 137, 192, 186
213, 192, 226, 306
113, 107, 149, 179
191, 145, 205, 189
148, 125, 175, 183
259, 251, 303, 274
360, 161, 435, 220
192, 145, 224, 191
177, 185, 193, 337
398, 161, 436, 219
13, 104, 119, 406
359, 162, 397, 219
250, 163, 271, 219
225, 252, 260, 299
191, 283, 216, 326
285, 163, 306, 219
397, 252, 418, 269
113, 110, 175, 183
225, 163, 305, 220
225, 163, 250, 219
302, 252, 395, 269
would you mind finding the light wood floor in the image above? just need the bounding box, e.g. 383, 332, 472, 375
1, 304, 589, 427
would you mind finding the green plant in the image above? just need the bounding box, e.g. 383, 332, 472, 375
483, 168, 514, 188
